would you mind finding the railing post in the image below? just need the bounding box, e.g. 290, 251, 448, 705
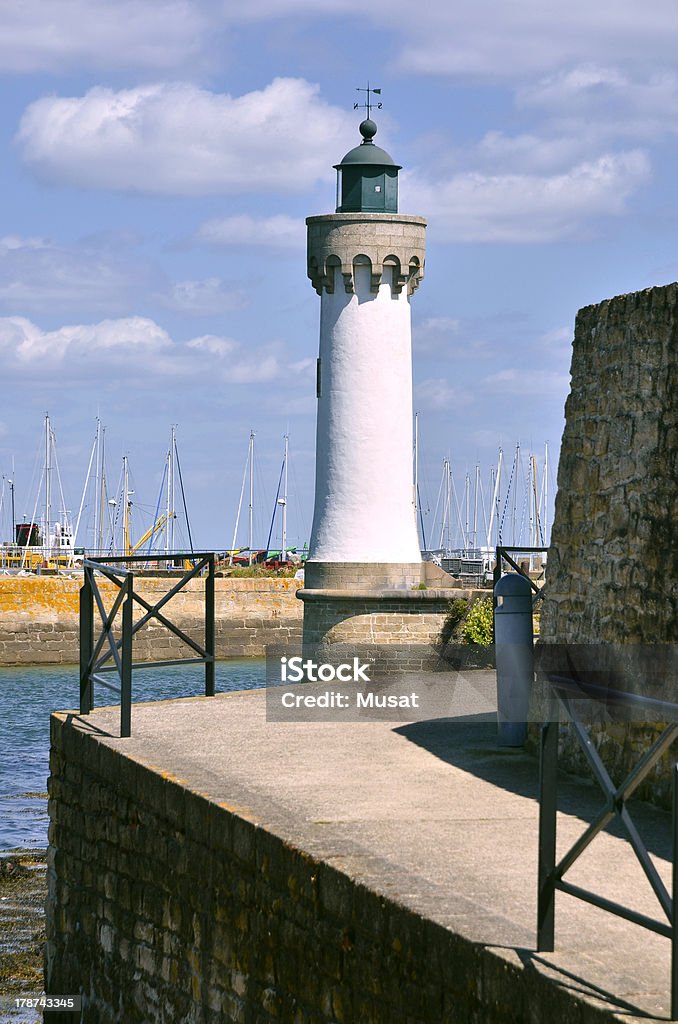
79, 566, 94, 714
120, 573, 133, 738
537, 717, 558, 951
672, 762, 678, 1020
205, 554, 215, 697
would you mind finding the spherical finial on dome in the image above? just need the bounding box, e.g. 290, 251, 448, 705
359, 118, 377, 143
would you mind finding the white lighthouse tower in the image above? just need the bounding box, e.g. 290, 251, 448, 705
303, 112, 426, 603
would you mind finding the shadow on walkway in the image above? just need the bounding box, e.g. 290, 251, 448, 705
394, 717, 673, 867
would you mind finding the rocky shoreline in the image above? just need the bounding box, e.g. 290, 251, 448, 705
0, 850, 47, 1023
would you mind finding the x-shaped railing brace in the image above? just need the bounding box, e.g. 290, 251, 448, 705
537, 666, 678, 1018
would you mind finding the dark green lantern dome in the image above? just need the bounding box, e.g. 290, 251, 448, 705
334, 119, 401, 214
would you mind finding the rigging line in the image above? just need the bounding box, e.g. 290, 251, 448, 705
109, 463, 124, 555
479, 466, 489, 546
174, 443, 194, 557
417, 482, 427, 550
22, 460, 45, 569
23, 428, 45, 535
266, 456, 285, 555
288, 451, 309, 550
73, 425, 98, 549
146, 460, 168, 564
431, 461, 445, 548
52, 430, 72, 536
498, 451, 516, 541
230, 440, 250, 559
450, 468, 466, 549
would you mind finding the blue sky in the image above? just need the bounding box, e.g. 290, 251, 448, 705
1, 0, 677, 553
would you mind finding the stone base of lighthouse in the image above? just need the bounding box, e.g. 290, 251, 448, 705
304, 561, 423, 591
298, 561, 466, 669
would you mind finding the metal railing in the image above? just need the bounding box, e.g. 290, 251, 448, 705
537, 666, 678, 1017
493, 545, 548, 597
79, 553, 215, 737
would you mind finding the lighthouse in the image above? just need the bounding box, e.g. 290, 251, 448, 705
303, 114, 426, 604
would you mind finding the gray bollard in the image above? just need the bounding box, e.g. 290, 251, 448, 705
494, 572, 534, 746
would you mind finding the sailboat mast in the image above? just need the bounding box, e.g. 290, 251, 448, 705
464, 473, 470, 550
93, 419, 100, 553
544, 442, 549, 545
440, 459, 450, 550
511, 442, 519, 545
98, 428, 106, 554
532, 454, 540, 548
414, 412, 419, 518
123, 456, 130, 557
473, 464, 480, 551
44, 413, 54, 558
281, 434, 288, 562
165, 430, 173, 554
170, 426, 176, 552
248, 431, 254, 566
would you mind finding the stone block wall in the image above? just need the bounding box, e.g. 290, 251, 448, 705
300, 588, 481, 654
303, 561, 424, 590
0, 576, 303, 665
46, 713, 615, 1024
541, 283, 678, 644
539, 282, 678, 801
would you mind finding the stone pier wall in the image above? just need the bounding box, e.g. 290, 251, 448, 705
0, 576, 303, 665
540, 282, 678, 803
45, 712, 610, 1024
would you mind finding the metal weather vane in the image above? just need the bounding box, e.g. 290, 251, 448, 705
354, 83, 382, 119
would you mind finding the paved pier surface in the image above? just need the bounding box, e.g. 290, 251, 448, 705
62, 673, 675, 1021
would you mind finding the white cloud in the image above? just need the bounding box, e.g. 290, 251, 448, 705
482, 367, 570, 397
539, 326, 573, 348
404, 150, 651, 243
5, 1, 678, 87
0, 1, 207, 73
417, 317, 461, 335
165, 278, 245, 315
0, 234, 151, 314
0, 235, 48, 251
186, 334, 238, 356
415, 377, 471, 410
0, 315, 172, 363
471, 132, 591, 175
196, 215, 305, 248
230, 356, 279, 383
518, 66, 678, 144
16, 79, 353, 196
392, 1, 678, 80
0, 315, 290, 390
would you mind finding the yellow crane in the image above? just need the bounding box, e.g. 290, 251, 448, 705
129, 511, 172, 555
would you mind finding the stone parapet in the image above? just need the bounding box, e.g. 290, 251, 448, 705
306, 213, 426, 295
45, 695, 639, 1023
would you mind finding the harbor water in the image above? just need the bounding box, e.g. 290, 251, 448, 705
0, 660, 267, 853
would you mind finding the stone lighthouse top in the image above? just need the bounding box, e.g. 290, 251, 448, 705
334, 119, 401, 214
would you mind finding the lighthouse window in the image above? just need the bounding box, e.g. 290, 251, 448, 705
374, 185, 381, 192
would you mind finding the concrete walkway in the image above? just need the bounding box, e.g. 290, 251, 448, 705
66, 671, 676, 1022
